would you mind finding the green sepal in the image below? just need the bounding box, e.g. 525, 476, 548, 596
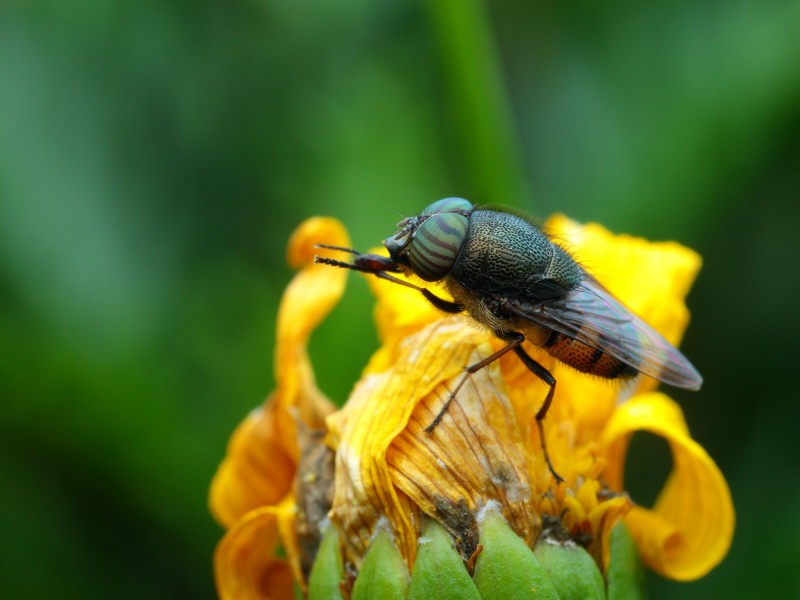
307, 525, 345, 600
408, 520, 481, 600
606, 522, 646, 600
351, 529, 410, 600
473, 511, 560, 600
534, 538, 606, 600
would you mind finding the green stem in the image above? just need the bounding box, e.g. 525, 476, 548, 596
423, 0, 531, 208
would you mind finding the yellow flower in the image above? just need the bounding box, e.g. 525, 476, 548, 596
210, 212, 734, 598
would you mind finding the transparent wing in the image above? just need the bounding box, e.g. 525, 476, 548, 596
505, 275, 702, 390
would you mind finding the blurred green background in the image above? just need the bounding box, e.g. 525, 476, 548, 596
1, 1, 798, 598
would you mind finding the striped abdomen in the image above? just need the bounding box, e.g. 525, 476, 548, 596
543, 332, 637, 380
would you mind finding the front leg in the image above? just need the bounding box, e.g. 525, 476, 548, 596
367, 270, 464, 314
314, 244, 463, 313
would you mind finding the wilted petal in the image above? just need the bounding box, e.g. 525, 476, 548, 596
388, 338, 537, 549
328, 320, 471, 568
328, 319, 535, 569
600, 392, 735, 580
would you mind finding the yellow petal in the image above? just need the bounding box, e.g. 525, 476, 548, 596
360, 247, 452, 376
277, 217, 351, 426
214, 499, 298, 600
327, 372, 421, 571
591, 495, 633, 571
209, 403, 296, 528
600, 392, 734, 580
364, 247, 446, 343
210, 217, 348, 528
549, 366, 624, 445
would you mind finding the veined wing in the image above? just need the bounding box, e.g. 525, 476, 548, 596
505, 275, 702, 390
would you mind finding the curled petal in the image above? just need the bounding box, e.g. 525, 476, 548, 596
277, 217, 350, 426
600, 393, 734, 580
214, 500, 298, 600
210, 217, 348, 527
210, 403, 296, 528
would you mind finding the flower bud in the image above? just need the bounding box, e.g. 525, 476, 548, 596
534, 536, 605, 599
307, 526, 344, 600
351, 529, 410, 600
473, 511, 559, 599
408, 520, 481, 600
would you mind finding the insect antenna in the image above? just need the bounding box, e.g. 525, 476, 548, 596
314, 243, 361, 255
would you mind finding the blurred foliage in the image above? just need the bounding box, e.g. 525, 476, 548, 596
0, 0, 798, 598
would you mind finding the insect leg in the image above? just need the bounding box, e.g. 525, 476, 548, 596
510, 345, 564, 484
425, 334, 526, 433
365, 271, 462, 313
